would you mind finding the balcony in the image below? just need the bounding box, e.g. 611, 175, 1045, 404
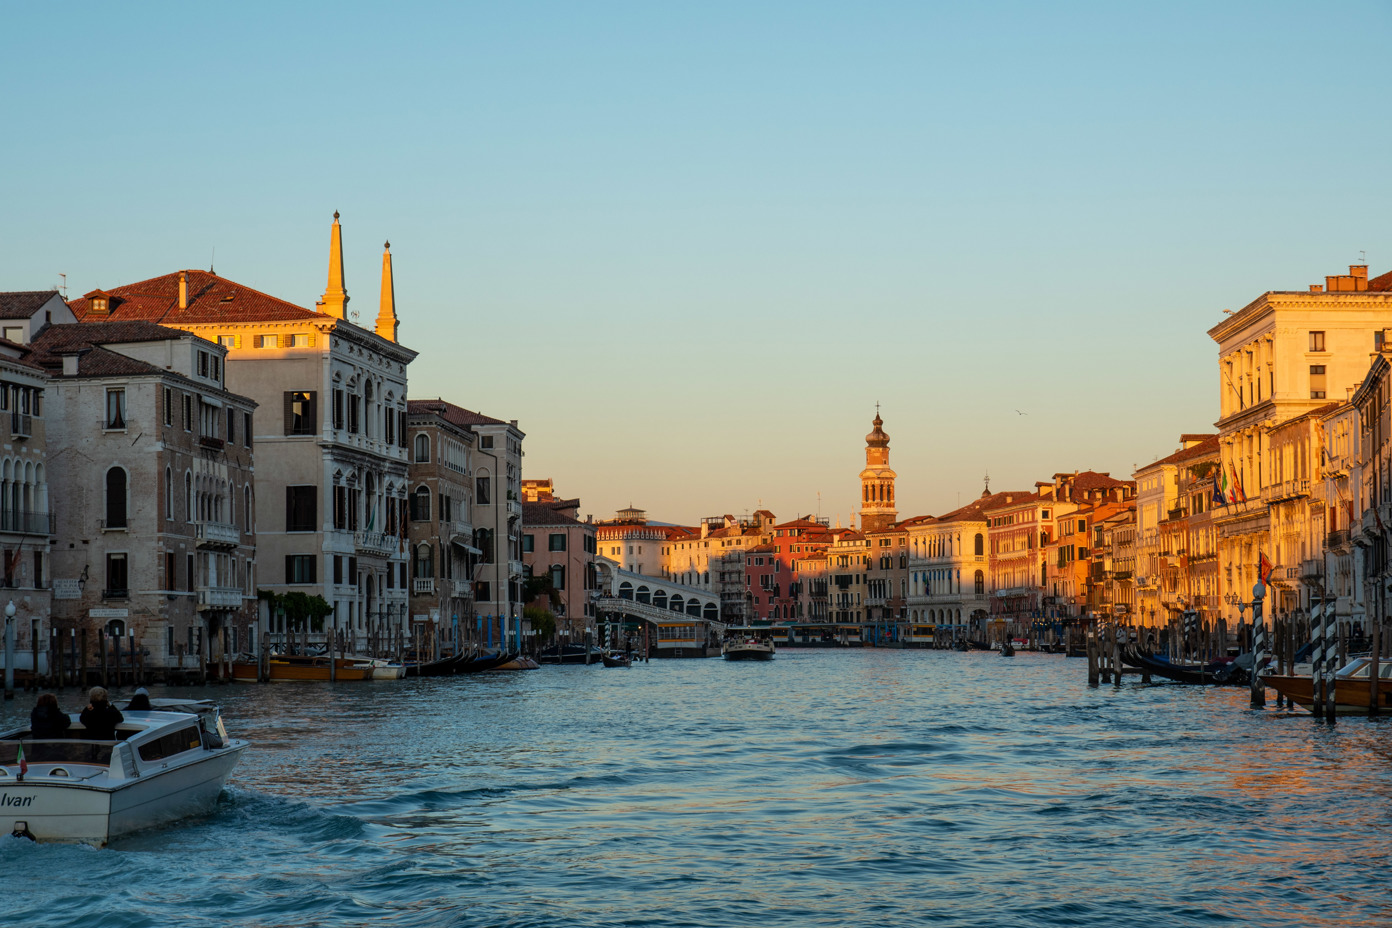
197, 586, 242, 609
1300, 559, 1323, 582
102, 588, 129, 600
195, 520, 241, 548
354, 531, 396, 558
412, 578, 436, 595
0, 509, 54, 536
1327, 529, 1350, 553
452, 579, 471, 598
198, 434, 225, 451
9, 413, 31, 439
506, 499, 523, 520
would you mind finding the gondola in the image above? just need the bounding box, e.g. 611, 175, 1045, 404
404, 652, 470, 677
1121, 648, 1249, 686
454, 651, 518, 673
999, 641, 1015, 656
602, 652, 632, 668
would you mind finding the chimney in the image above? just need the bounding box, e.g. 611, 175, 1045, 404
1310, 284, 1324, 293
62, 354, 79, 376
1352, 265, 1369, 290
179, 272, 188, 310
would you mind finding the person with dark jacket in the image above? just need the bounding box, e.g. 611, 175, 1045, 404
79, 686, 124, 740
30, 692, 71, 739
126, 687, 152, 711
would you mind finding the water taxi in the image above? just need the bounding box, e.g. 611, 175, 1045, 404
722, 632, 775, 661
1265, 655, 1392, 713
0, 699, 248, 845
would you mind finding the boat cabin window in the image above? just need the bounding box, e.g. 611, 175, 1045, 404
137, 726, 203, 762
1, 740, 114, 766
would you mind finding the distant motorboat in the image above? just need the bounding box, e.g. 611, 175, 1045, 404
722, 634, 775, 661
0, 699, 247, 846
536, 644, 606, 665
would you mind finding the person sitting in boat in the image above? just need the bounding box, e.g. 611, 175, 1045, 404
30, 692, 71, 739
79, 686, 124, 740
126, 687, 152, 711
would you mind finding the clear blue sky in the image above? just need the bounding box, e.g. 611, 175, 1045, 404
5, 2, 1391, 524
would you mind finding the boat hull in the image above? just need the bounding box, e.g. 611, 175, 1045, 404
231, 659, 374, 682
1264, 674, 1392, 714
2, 742, 247, 845
722, 642, 775, 661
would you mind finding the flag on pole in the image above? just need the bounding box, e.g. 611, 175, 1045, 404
1258, 551, 1273, 586
16, 742, 26, 779
1214, 470, 1227, 506
1231, 465, 1246, 503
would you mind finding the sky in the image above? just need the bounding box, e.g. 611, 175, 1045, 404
5, 2, 1392, 525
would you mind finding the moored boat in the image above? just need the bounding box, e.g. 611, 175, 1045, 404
536, 644, 606, 665
0, 699, 248, 845
1265, 655, 1392, 713
601, 652, 632, 668
230, 654, 375, 682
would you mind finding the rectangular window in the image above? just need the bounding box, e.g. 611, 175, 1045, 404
183, 394, 192, 431
286, 486, 317, 532
167, 626, 175, 656
476, 477, 491, 505
284, 391, 317, 436
481, 435, 493, 449
258, 334, 277, 349
187, 554, 194, 592
285, 555, 316, 584
217, 335, 236, 348
105, 553, 128, 597
1310, 331, 1326, 352
211, 354, 220, 383
476, 581, 490, 602
522, 534, 534, 553
1310, 364, 1327, 400
244, 411, 252, 447
398, 411, 408, 448
333, 555, 343, 586
226, 407, 236, 445
348, 395, 360, 434
105, 388, 126, 429
165, 552, 175, 590
163, 387, 173, 426
549, 533, 566, 552
198, 351, 209, 377
333, 389, 344, 430
550, 565, 565, 590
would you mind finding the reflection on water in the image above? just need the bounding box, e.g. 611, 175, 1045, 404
2, 650, 1391, 927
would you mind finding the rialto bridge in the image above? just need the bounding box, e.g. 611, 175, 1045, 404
595, 561, 724, 657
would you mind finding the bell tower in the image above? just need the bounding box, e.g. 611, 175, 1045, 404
858, 407, 897, 533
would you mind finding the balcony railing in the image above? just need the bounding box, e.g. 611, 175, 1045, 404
195, 520, 241, 548
197, 586, 242, 609
102, 588, 129, 600
355, 531, 396, 558
1327, 529, 1350, 551
198, 434, 225, 451
0, 510, 54, 535
452, 579, 471, 598
412, 578, 436, 595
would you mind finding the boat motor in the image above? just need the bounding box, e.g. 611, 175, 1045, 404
10, 820, 35, 842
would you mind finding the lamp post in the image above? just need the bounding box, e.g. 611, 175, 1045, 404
3, 600, 15, 699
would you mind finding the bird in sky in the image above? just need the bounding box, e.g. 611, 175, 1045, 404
1016, 409, 1027, 416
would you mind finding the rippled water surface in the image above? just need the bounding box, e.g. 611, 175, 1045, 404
4, 649, 1392, 927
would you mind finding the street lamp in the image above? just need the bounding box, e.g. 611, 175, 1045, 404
3, 600, 15, 700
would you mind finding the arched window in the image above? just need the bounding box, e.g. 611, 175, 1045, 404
653, 589, 667, 609
105, 467, 127, 528
974, 533, 984, 557
618, 581, 633, 600
670, 594, 684, 613
412, 486, 431, 522
686, 599, 700, 616
974, 570, 985, 596
414, 543, 434, 579
636, 585, 650, 604
703, 603, 717, 620
414, 434, 430, 463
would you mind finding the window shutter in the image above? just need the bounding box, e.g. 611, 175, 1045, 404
235, 335, 242, 348
283, 392, 294, 435
307, 333, 316, 347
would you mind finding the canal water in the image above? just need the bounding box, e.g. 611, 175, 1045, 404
2, 649, 1390, 928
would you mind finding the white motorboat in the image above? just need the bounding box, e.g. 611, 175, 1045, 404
0, 698, 248, 845
722, 634, 776, 661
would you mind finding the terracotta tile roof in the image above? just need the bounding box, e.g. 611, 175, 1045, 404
1368, 268, 1392, 291
897, 514, 938, 528
1140, 435, 1220, 471
1070, 471, 1130, 490
982, 491, 1043, 515
747, 543, 776, 553
406, 398, 507, 430
521, 501, 586, 527
941, 490, 1037, 522
0, 291, 62, 320
29, 322, 212, 379
69, 270, 327, 326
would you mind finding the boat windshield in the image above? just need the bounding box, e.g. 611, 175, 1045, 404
1338, 658, 1392, 679
0, 739, 114, 766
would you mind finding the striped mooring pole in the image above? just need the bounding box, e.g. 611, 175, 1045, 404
1250, 580, 1267, 709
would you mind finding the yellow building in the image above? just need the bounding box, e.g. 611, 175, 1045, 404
1207, 262, 1392, 622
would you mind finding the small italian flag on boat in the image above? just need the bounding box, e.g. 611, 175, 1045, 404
16, 742, 26, 779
